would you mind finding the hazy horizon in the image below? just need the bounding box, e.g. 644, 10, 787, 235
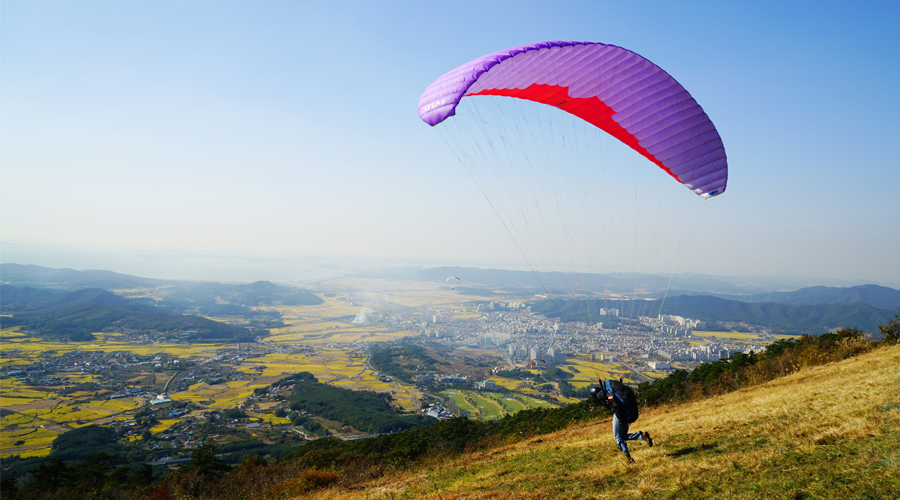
2, 243, 896, 291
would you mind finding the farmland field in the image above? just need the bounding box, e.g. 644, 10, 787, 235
443, 391, 477, 415
0, 427, 58, 457
468, 392, 504, 419
497, 396, 527, 413
440, 389, 560, 419
691, 331, 761, 340
559, 358, 630, 387
488, 377, 531, 391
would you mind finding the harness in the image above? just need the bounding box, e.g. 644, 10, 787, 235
605, 380, 626, 406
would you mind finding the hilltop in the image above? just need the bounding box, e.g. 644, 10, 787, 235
0, 263, 167, 289
0, 285, 255, 342
295, 343, 899, 499
742, 283, 900, 309
656, 294, 899, 335
0, 263, 322, 309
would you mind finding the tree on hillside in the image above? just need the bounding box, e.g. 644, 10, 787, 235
30, 457, 71, 491
879, 315, 900, 344
130, 463, 155, 486
0, 470, 18, 499
183, 443, 229, 479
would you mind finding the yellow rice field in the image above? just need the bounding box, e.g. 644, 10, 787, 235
96, 397, 143, 412
1, 327, 26, 338
560, 358, 629, 387
0, 427, 60, 457
488, 377, 532, 391
0, 335, 231, 359
15, 447, 53, 458
171, 382, 255, 408
150, 419, 179, 434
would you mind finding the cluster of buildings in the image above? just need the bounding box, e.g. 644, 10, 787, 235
656, 344, 736, 362
420, 402, 454, 419
0, 350, 153, 386
413, 373, 469, 385
505, 343, 566, 365
411, 302, 773, 374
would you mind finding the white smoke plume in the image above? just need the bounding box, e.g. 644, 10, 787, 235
352, 307, 373, 324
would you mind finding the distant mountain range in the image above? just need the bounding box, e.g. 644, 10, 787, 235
530, 294, 899, 336
738, 284, 900, 310
357, 266, 757, 295
0, 285, 255, 342
4, 263, 897, 337
355, 266, 891, 297
0, 263, 167, 289
657, 295, 898, 336
0, 264, 328, 342
0, 263, 323, 309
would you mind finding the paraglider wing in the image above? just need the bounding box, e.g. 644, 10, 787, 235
528, 358, 547, 368
418, 41, 727, 198
446, 276, 461, 290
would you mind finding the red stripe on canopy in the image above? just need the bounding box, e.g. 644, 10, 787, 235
465, 83, 680, 182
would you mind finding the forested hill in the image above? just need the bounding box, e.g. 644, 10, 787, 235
0, 263, 322, 311
741, 284, 900, 309
283, 372, 435, 434
529, 295, 900, 335
0, 263, 168, 289
657, 294, 900, 335
0, 285, 255, 342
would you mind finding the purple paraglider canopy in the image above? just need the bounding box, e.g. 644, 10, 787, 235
418, 41, 727, 199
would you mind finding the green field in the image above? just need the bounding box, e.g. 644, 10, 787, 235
496, 396, 528, 413
443, 391, 477, 415
469, 393, 504, 419
440, 390, 560, 419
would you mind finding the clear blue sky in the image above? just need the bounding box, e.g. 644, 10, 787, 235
2, 1, 899, 285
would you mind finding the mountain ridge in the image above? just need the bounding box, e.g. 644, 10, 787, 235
0, 284, 255, 342
742, 283, 900, 309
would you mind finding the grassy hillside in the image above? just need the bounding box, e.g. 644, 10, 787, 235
297, 343, 900, 499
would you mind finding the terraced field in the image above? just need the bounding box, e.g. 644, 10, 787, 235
440, 389, 560, 419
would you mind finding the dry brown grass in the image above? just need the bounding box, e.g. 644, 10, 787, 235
289, 343, 900, 499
